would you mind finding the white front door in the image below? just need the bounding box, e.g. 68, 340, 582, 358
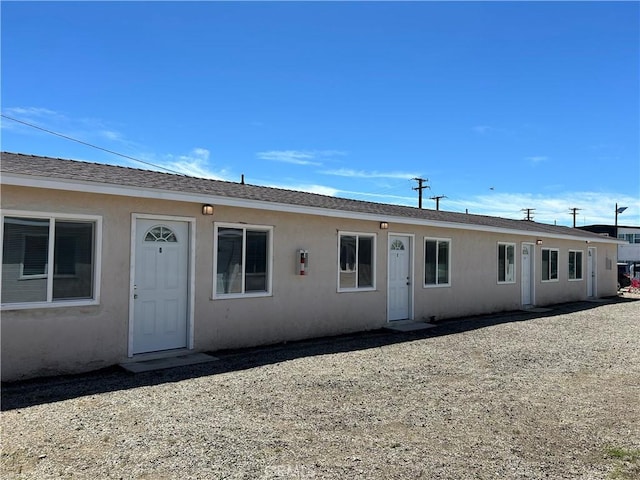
132, 219, 189, 354
388, 235, 411, 321
587, 247, 596, 297
521, 243, 534, 306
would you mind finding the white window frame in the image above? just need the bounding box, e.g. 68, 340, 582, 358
212, 222, 273, 299
568, 250, 584, 281
618, 233, 640, 244
1, 210, 102, 310
497, 242, 516, 284
541, 248, 559, 282
423, 237, 451, 288
337, 231, 376, 292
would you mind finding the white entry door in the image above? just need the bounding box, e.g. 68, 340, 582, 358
521, 243, 534, 306
587, 247, 596, 297
388, 235, 411, 321
132, 219, 189, 354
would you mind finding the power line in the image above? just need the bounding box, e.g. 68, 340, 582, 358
361, 178, 415, 199
1, 113, 185, 175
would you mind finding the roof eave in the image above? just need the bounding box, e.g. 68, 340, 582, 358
1, 172, 619, 245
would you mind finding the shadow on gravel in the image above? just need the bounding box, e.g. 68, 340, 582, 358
2, 296, 637, 411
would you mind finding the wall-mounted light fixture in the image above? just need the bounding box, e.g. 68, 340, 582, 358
536, 239, 543, 245
202, 204, 214, 216
380, 222, 389, 230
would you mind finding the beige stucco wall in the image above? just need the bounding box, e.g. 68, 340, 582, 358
0, 185, 618, 381
408, 230, 618, 321
412, 228, 525, 321
195, 205, 388, 352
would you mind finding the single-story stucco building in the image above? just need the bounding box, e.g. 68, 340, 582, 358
1, 152, 621, 381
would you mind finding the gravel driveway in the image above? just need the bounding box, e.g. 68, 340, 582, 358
2, 296, 639, 479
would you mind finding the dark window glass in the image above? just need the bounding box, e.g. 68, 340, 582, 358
438, 241, 449, 284
357, 236, 373, 288
53, 222, 94, 300
339, 234, 374, 289
245, 230, 267, 292
2, 217, 95, 304
425, 239, 449, 286
542, 249, 558, 281
216, 228, 243, 294
569, 251, 583, 280
425, 240, 437, 285
23, 235, 49, 276
216, 227, 269, 295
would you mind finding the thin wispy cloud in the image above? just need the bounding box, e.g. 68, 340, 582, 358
472, 125, 494, 134
229, 180, 636, 227
316, 150, 347, 157
3, 106, 61, 118
100, 130, 123, 141
160, 148, 229, 180
2, 106, 230, 180
257, 150, 321, 166
471, 125, 510, 135
526, 155, 549, 164
321, 168, 419, 180
4, 105, 634, 228
446, 191, 639, 226
2, 105, 137, 150
271, 183, 340, 196
256, 149, 345, 166
339, 189, 416, 204
1, 106, 67, 132
260, 183, 414, 202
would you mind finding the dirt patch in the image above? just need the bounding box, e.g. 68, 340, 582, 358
2, 299, 639, 479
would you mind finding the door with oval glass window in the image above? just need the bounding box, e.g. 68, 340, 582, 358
388, 235, 411, 321
132, 219, 188, 354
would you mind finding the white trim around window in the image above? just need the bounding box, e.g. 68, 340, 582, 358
497, 242, 516, 284
423, 237, 451, 288
337, 231, 377, 292
1, 210, 102, 310
568, 249, 584, 281
541, 247, 559, 282
213, 222, 273, 299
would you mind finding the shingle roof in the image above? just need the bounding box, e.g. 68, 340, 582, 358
0, 151, 610, 241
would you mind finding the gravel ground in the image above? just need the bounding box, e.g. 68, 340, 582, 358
2, 296, 639, 480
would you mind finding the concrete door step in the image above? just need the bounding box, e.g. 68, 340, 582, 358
120, 352, 218, 373
521, 307, 553, 313
384, 322, 438, 332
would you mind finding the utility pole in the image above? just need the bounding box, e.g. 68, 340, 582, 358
569, 207, 582, 228
430, 195, 447, 211
521, 208, 535, 221
412, 177, 430, 209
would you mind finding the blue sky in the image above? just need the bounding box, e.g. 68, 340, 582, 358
2, 1, 638, 227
